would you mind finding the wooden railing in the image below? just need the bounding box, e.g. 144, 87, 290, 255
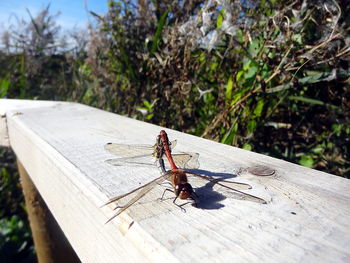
1, 99, 349, 263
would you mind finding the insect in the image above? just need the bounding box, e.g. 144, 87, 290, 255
157, 130, 265, 207
103, 130, 265, 223
104, 131, 199, 169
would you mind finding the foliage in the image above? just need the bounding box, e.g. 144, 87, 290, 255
0, 148, 35, 262
0, 1, 349, 260
1, 2, 349, 172
0, 5, 91, 101
84, 0, 349, 177
0, 216, 35, 263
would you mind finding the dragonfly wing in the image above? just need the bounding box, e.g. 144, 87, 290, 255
104, 173, 171, 223
169, 140, 177, 150
105, 155, 155, 167
171, 153, 200, 169
104, 143, 155, 158
186, 171, 266, 204
212, 183, 266, 204
186, 171, 251, 190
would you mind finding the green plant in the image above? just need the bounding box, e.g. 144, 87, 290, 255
0, 216, 35, 263
0, 149, 35, 262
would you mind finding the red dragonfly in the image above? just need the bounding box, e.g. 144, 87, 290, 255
104, 132, 199, 170
103, 130, 265, 223
157, 130, 265, 206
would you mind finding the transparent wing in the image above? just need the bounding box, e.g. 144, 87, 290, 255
104, 141, 195, 168
103, 173, 171, 223
104, 140, 177, 158
186, 171, 251, 190
104, 143, 155, 158
186, 171, 266, 204
105, 152, 199, 168
168, 140, 177, 150
105, 156, 155, 166
171, 152, 200, 169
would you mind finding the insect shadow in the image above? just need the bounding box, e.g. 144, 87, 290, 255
184, 169, 242, 210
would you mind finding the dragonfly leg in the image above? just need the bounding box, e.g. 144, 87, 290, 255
159, 188, 174, 201
172, 196, 197, 213
172, 196, 186, 213
158, 181, 172, 187
113, 204, 124, 210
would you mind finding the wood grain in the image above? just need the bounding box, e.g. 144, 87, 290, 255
1, 99, 349, 263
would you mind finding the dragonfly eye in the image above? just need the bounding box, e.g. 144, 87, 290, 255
176, 183, 193, 199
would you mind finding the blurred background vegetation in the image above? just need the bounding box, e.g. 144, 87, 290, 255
0, 0, 349, 261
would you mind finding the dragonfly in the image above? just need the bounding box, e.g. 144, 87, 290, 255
104, 131, 200, 169
103, 130, 266, 223
158, 130, 266, 206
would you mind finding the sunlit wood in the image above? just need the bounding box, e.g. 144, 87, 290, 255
1, 98, 349, 263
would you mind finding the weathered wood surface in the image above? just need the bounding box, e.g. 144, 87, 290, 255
17, 160, 80, 263
0, 99, 67, 146
1, 98, 349, 263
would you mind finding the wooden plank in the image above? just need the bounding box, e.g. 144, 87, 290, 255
0, 99, 67, 146
17, 159, 80, 263
1, 99, 350, 263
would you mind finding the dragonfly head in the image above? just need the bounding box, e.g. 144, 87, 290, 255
175, 183, 194, 199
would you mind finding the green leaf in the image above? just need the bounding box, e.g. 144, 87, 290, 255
225, 76, 233, 100
236, 70, 244, 82
298, 71, 336, 84
245, 66, 258, 79
346, 126, 350, 135
230, 87, 249, 106
0, 78, 10, 98
247, 120, 257, 134
143, 100, 152, 109
236, 29, 243, 43
150, 7, 170, 55
289, 96, 339, 110
199, 53, 206, 63
242, 143, 252, 151
331, 124, 342, 136
299, 155, 314, 168
145, 113, 154, 120
210, 62, 218, 71
261, 63, 270, 78
253, 100, 264, 118
243, 57, 251, 71
326, 142, 333, 149
289, 96, 326, 106
221, 123, 238, 145
298, 74, 323, 84
248, 39, 260, 57
79, 64, 92, 76
292, 33, 302, 44
81, 87, 93, 104
267, 51, 275, 59
217, 10, 224, 29
312, 145, 324, 154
